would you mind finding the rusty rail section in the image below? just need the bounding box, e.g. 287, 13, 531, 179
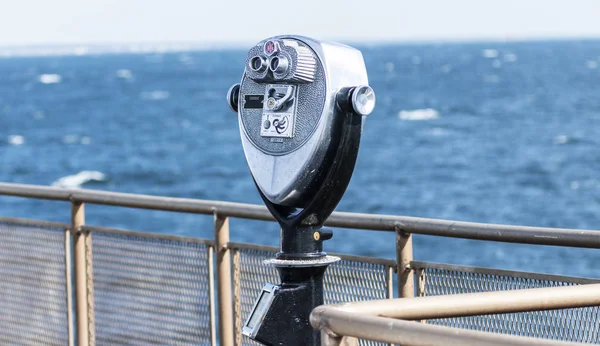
1, 182, 600, 346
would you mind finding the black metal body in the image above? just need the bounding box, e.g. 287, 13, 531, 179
250, 91, 363, 346
252, 266, 328, 346
258, 90, 363, 260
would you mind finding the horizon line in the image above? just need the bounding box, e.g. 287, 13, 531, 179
1, 34, 600, 58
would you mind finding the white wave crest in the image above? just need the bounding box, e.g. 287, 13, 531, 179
116, 69, 133, 79
503, 53, 518, 62
52, 170, 107, 188
428, 127, 448, 136
140, 90, 170, 100
586, 61, 598, 69
63, 134, 78, 144
384, 62, 395, 73
482, 49, 499, 58
62, 134, 92, 145
399, 108, 440, 121
554, 135, 569, 144
38, 74, 62, 84
8, 135, 25, 145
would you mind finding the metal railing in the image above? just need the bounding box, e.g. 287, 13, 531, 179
310, 283, 600, 346
411, 262, 600, 343
0, 218, 71, 346
229, 242, 395, 346
0, 182, 599, 345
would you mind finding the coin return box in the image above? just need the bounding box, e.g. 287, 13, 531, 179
261, 84, 297, 138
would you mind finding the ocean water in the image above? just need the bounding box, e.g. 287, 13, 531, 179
1, 40, 600, 278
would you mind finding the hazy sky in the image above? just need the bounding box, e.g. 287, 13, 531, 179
2, 0, 600, 46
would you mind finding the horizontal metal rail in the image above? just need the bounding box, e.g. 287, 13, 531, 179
3, 183, 600, 345
2, 182, 600, 248
82, 225, 215, 246
0, 216, 70, 230
311, 283, 600, 346
312, 283, 600, 320
0, 183, 272, 220
314, 310, 583, 346
411, 261, 600, 285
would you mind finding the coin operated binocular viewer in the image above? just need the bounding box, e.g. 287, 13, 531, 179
227, 35, 375, 346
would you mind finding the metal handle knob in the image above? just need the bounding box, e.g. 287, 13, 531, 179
351, 85, 376, 116
227, 83, 240, 113
336, 85, 376, 116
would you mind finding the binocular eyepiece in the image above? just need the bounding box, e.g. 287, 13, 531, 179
245, 39, 316, 83
248, 53, 289, 77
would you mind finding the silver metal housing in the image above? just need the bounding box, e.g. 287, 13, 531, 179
237, 35, 369, 207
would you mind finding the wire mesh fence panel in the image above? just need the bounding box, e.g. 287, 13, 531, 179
231, 243, 393, 346
232, 246, 279, 346
324, 258, 390, 305
89, 229, 213, 345
324, 257, 393, 346
413, 261, 600, 344
0, 220, 69, 346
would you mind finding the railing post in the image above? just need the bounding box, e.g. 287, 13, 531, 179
65, 227, 74, 346
385, 265, 394, 299
207, 245, 217, 346
73, 202, 91, 346
232, 249, 242, 346
215, 213, 234, 346
396, 227, 414, 298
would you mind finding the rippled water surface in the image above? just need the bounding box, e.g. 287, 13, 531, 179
1, 40, 600, 277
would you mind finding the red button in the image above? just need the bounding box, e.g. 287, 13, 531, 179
265, 41, 275, 55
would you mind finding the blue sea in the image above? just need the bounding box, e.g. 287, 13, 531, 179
1, 40, 600, 278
